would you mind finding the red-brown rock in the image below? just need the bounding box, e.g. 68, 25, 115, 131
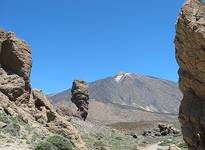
71, 80, 89, 120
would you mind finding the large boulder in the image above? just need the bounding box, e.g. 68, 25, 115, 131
175, 0, 205, 149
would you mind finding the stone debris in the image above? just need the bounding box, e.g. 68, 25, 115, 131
142, 123, 180, 137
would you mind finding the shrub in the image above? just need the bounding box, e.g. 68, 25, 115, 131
47, 135, 73, 150
0, 112, 26, 125
35, 141, 57, 150
35, 135, 73, 150
0, 113, 10, 123
93, 140, 107, 150
178, 142, 188, 149
0, 113, 22, 137
3, 124, 21, 137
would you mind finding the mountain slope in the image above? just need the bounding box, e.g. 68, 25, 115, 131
50, 72, 182, 114
49, 72, 182, 124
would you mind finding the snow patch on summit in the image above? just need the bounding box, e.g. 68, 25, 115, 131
114, 72, 132, 82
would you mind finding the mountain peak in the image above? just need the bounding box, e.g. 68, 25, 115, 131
114, 72, 132, 82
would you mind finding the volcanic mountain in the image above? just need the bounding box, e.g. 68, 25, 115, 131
49, 72, 182, 124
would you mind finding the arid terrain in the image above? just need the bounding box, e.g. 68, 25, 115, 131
0, 0, 205, 149
48, 73, 186, 150
49, 72, 182, 124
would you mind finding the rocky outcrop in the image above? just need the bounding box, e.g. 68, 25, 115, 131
175, 0, 205, 149
71, 80, 89, 120
142, 123, 180, 137
0, 31, 31, 104
0, 30, 87, 149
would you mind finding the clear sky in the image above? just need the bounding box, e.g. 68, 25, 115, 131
1, 0, 184, 94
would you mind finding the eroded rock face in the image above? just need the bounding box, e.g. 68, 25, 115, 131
175, 0, 205, 149
0, 33, 32, 82
0, 32, 31, 103
0, 30, 87, 149
71, 80, 89, 120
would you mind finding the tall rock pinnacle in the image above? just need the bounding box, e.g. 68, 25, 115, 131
71, 80, 89, 120
175, 0, 205, 149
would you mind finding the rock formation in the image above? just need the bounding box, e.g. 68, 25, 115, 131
0, 31, 31, 104
0, 30, 87, 149
175, 0, 205, 149
71, 80, 89, 120
142, 123, 180, 137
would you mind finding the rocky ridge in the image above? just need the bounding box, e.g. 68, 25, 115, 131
175, 0, 205, 149
0, 30, 87, 149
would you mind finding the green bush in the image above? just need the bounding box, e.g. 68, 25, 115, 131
0, 112, 25, 125
35, 141, 57, 150
93, 140, 107, 150
178, 142, 188, 149
3, 124, 21, 137
35, 135, 73, 150
0, 113, 23, 137
0, 113, 10, 123
47, 135, 73, 150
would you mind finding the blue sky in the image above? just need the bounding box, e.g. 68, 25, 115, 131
1, 0, 184, 94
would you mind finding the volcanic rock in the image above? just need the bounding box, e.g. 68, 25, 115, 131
0, 30, 87, 149
142, 123, 180, 137
175, 0, 205, 149
0, 32, 31, 104
158, 123, 180, 136
71, 80, 89, 120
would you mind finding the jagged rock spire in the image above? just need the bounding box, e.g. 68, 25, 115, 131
71, 80, 89, 120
